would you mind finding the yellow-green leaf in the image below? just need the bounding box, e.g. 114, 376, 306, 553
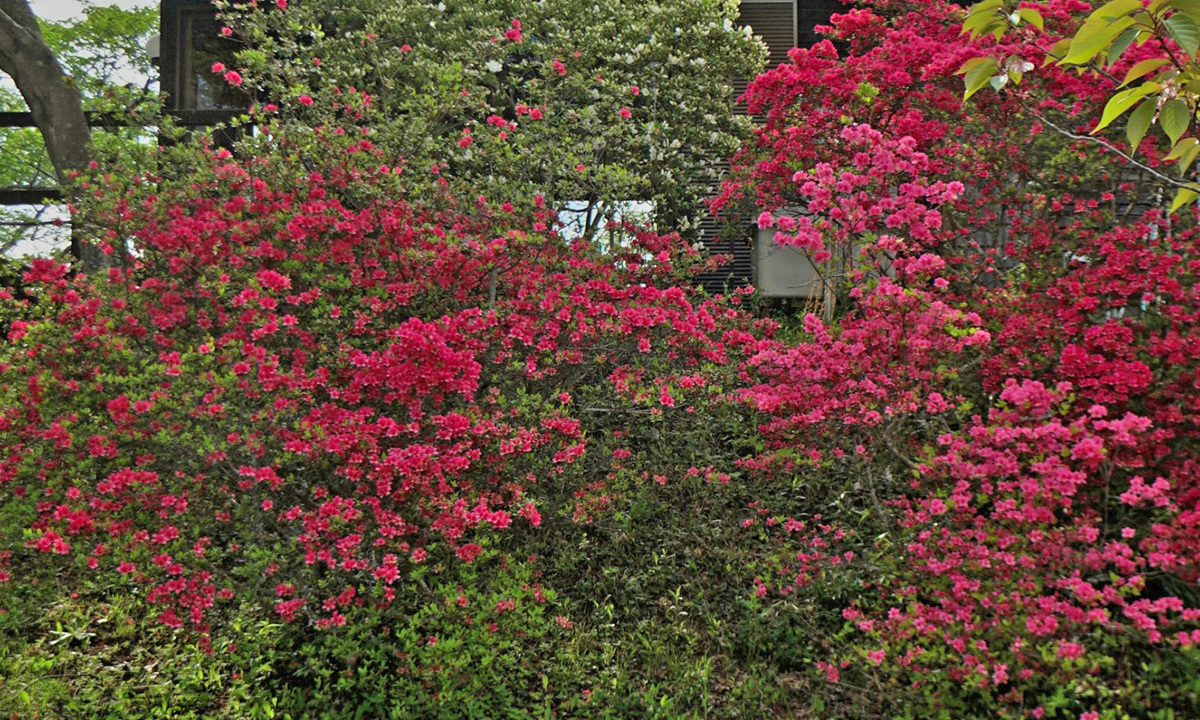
1063, 15, 1138, 64
1092, 0, 1144, 18
1018, 7, 1046, 29
965, 0, 1002, 18
1170, 185, 1199, 211
1160, 98, 1192, 143
1165, 136, 1200, 159
963, 0, 1003, 37
1093, 82, 1162, 133
1120, 57, 1171, 86
1178, 141, 1200, 173
963, 57, 999, 101
1126, 97, 1156, 150
956, 56, 995, 75
1165, 138, 1200, 173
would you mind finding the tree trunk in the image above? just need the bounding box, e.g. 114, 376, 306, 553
0, 0, 101, 270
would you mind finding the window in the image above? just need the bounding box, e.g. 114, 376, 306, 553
557, 199, 655, 253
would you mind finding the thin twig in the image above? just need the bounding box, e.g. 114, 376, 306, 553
1029, 107, 1195, 192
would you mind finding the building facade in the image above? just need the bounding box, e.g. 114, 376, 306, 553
697, 0, 844, 295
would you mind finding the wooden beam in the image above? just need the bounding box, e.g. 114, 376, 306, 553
0, 187, 63, 204
0, 108, 242, 206
0, 109, 241, 128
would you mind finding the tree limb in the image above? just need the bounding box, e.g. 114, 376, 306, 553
0, 0, 101, 268
1029, 106, 1194, 194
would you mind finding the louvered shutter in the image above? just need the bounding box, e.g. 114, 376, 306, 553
697, 1, 797, 294
730, 0, 796, 116
799, 0, 845, 46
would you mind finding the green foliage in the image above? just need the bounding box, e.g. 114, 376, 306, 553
219, 0, 765, 246
0, 3, 160, 253
962, 0, 1200, 208
0, 592, 275, 719
240, 555, 571, 720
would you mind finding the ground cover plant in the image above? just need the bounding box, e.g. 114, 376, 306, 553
1, 0, 1200, 718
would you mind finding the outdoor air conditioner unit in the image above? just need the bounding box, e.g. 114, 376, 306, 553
752, 227, 822, 299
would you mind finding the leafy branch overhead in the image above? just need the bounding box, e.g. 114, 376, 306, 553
961, 0, 1200, 209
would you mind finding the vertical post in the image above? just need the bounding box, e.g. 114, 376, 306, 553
159, 0, 183, 115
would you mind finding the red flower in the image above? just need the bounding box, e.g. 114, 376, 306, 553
505, 18, 523, 42
456, 543, 484, 563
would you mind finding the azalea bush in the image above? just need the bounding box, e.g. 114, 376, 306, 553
0, 65, 778, 712
5, 0, 1200, 718
716, 0, 1200, 716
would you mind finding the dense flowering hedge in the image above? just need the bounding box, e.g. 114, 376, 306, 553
718, 0, 1200, 716
3, 0, 1200, 718
0, 105, 766, 642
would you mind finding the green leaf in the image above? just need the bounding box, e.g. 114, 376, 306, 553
962, 57, 998, 100
1165, 136, 1199, 159
965, 0, 1002, 17
1160, 98, 1192, 143
1120, 57, 1171, 86
964, 0, 1003, 37
1107, 26, 1141, 64
1092, 0, 1144, 17
963, 0, 1002, 37
1018, 7, 1045, 30
956, 56, 994, 75
1062, 15, 1137, 64
1167, 0, 1200, 22
1166, 137, 1200, 173
1165, 12, 1200, 56
1170, 185, 1199, 211
1126, 97, 1156, 149
1093, 82, 1161, 132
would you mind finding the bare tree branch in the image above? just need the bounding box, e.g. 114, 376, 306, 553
1030, 106, 1195, 193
